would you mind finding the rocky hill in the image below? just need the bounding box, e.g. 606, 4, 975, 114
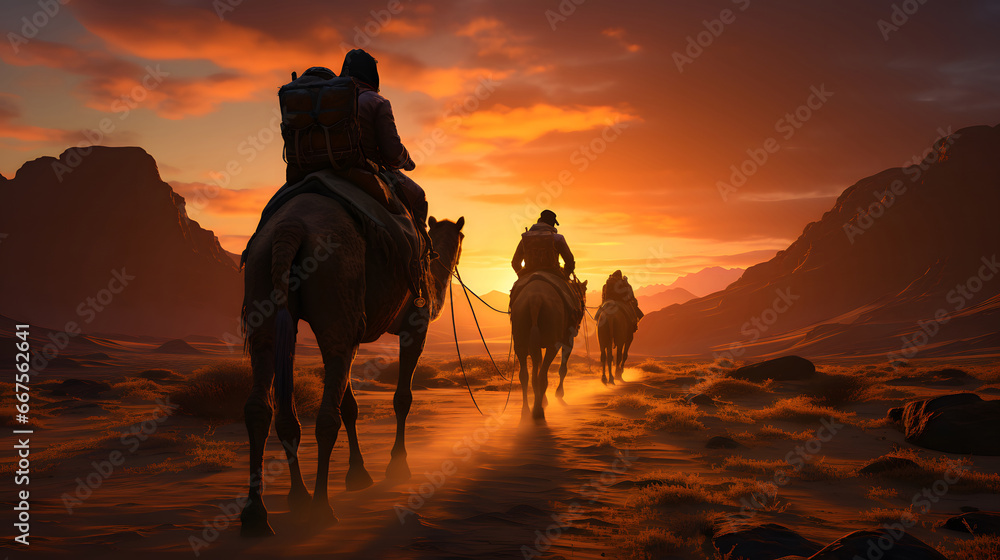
0, 146, 242, 338
632, 124, 1000, 360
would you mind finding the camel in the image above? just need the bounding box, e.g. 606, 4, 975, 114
596, 300, 634, 384
239, 192, 464, 536
510, 275, 586, 421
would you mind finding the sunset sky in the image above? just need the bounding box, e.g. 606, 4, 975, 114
2, 0, 998, 293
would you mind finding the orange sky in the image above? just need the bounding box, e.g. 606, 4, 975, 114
2, 0, 998, 293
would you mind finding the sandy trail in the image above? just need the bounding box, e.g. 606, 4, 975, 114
17, 364, 643, 559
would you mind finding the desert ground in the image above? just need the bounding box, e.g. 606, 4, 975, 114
2, 333, 999, 560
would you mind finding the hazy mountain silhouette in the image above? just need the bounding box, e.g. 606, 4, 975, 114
0, 146, 242, 338
635, 266, 746, 298
633, 124, 1000, 359
585, 286, 696, 312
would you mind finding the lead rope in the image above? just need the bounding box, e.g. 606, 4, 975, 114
450, 276, 484, 416
450, 267, 515, 414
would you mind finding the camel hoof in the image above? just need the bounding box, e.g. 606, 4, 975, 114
555, 385, 564, 398
601, 376, 607, 385
346, 464, 374, 491
287, 485, 312, 516
609, 375, 616, 385
385, 455, 411, 483
310, 498, 338, 525
240, 501, 275, 537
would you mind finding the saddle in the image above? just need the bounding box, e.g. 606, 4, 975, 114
595, 299, 637, 328
240, 169, 429, 304
509, 271, 586, 336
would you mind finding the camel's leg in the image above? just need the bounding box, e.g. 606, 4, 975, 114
387, 309, 427, 482
555, 341, 571, 398
618, 337, 633, 379
614, 342, 624, 380
533, 346, 557, 421
600, 341, 608, 385
341, 382, 373, 490
517, 351, 531, 421
275, 382, 311, 516
311, 338, 355, 523
241, 347, 275, 537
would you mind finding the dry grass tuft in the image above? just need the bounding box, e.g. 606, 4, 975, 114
110, 378, 164, 401
806, 373, 873, 407
751, 396, 857, 425
646, 402, 705, 431
858, 507, 918, 525
721, 456, 785, 475
635, 359, 667, 373
608, 391, 659, 412
590, 416, 647, 448
721, 455, 848, 482
170, 360, 324, 421
183, 435, 240, 472
620, 528, 702, 560
696, 377, 773, 398
735, 424, 814, 441
862, 449, 998, 493
949, 535, 1000, 560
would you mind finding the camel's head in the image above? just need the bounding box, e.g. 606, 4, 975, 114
428, 215, 465, 269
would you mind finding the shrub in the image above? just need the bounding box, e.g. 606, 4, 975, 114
171, 360, 324, 421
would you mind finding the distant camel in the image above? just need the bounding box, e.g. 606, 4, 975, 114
596, 300, 633, 384
511, 275, 586, 421
240, 192, 463, 536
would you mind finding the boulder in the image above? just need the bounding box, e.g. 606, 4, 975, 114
888, 393, 1000, 455
921, 368, 977, 386
943, 511, 1000, 536
706, 436, 743, 449
801, 529, 947, 559
713, 523, 822, 560
730, 356, 816, 382
48, 379, 112, 398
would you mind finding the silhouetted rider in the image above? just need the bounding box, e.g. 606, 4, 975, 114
341, 49, 427, 225
511, 210, 575, 279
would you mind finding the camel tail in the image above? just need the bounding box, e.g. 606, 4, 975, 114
270, 222, 305, 409
528, 301, 542, 358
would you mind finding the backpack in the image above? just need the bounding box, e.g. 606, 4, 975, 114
521, 229, 559, 273
279, 67, 362, 171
